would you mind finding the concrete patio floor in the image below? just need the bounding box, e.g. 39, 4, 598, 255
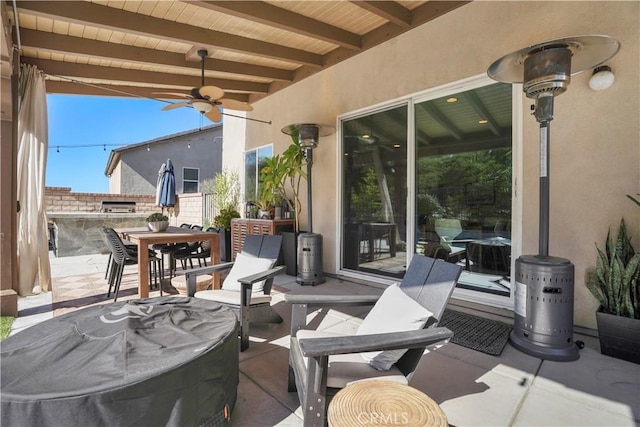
9, 253, 640, 426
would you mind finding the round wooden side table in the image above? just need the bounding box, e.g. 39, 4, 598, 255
327, 380, 447, 427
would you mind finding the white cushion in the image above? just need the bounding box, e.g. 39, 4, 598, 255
356, 283, 433, 371
194, 289, 272, 305
295, 330, 408, 389
221, 252, 275, 294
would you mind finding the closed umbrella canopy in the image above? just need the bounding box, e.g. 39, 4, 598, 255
158, 159, 176, 208
155, 161, 166, 206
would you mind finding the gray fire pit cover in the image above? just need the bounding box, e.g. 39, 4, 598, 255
1, 297, 238, 426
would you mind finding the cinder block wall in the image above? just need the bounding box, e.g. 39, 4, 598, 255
45, 187, 157, 213
173, 193, 205, 227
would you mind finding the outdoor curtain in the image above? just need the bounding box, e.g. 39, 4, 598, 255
16, 63, 51, 295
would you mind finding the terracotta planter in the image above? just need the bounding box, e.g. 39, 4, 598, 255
596, 308, 640, 364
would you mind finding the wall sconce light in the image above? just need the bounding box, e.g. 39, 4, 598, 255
589, 65, 615, 91
192, 100, 213, 113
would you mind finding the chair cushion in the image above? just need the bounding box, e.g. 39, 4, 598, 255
194, 289, 272, 305
356, 283, 433, 371
221, 252, 275, 293
295, 330, 408, 389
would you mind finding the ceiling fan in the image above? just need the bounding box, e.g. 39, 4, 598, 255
159, 49, 253, 123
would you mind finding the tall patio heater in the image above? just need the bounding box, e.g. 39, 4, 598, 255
487, 35, 619, 361
282, 123, 335, 286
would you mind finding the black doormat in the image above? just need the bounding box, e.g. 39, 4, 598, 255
439, 309, 512, 356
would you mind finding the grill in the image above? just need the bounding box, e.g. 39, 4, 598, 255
100, 201, 136, 213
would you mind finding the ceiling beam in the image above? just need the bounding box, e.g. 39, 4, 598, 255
185, 1, 361, 50
45, 80, 250, 102
261, 1, 470, 102
419, 103, 464, 141
23, 58, 269, 93
463, 91, 501, 136
20, 29, 293, 82
349, 1, 411, 28
15, 1, 323, 67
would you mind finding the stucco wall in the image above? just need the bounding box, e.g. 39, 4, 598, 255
112, 126, 223, 195
236, 1, 638, 329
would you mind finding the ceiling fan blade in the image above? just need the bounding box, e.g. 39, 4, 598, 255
204, 106, 222, 123
154, 92, 192, 99
198, 85, 225, 101
217, 98, 253, 112
161, 102, 191, 111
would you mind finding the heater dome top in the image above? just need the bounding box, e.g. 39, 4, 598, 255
487, 35, 620, 85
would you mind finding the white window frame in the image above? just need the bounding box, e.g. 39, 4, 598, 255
182, 167, 200, 193
243, 143, 273, 203
335, 73, 523, 310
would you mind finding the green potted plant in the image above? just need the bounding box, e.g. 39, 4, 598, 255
146, 212, 169, 232
206, 169, 241, 262
586, 218, 640, 364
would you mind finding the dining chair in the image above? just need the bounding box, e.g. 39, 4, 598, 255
102, 227, 163, 301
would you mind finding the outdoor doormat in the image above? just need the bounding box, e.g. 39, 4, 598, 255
439, 309, 512, 356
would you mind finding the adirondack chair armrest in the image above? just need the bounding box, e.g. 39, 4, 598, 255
285, 293, 380, 307
238, 265, 286, 286
181, 261, 235, 277
297, 327, 453, 358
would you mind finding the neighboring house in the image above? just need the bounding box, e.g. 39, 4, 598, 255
104, 124, 222, 195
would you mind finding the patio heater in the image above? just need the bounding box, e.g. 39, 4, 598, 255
487, 35, 619, 361
282, 123, 335, 285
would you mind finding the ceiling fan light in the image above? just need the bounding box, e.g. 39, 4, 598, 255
192, 100, 213, 113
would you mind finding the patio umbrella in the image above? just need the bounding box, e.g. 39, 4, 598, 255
157, 159, 176, 210
155, 161, 166, 206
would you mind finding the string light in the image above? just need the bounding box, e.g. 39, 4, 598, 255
147, 145, 151, 152
49, 143, 120, 151
187, 142, 191, 149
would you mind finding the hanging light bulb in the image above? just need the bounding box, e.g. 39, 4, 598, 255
147, 145, 151, 152
187, 142, 191, 149
56, 146, 60, 153
103, 145, 106, 152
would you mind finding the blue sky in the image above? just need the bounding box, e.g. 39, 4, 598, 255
46, 95, 209, 193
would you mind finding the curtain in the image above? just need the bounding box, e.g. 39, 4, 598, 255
16, 64, 51, 295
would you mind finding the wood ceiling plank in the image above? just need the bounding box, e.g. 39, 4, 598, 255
186, 0, 361, 50
20, 28, 293, 82
45, 80, 250, 102
16, 1, 323, 67
23, 58, 269, 93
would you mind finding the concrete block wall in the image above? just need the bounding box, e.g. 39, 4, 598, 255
45, 187, 157, 214
174, 193, 205, 227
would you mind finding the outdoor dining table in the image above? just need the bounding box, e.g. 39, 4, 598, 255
116, 226, 220, 297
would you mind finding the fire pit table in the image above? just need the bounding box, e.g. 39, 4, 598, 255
1, 297, 238, 426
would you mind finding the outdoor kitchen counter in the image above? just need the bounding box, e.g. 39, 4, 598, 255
47, 212, 148, 257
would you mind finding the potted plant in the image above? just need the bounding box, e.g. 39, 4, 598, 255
256, 196, 273, 219
586, 218, 640, 364
146, 212, 169, 232
206, 169, 241, 262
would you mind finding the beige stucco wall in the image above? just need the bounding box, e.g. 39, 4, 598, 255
234, 1, 639, 329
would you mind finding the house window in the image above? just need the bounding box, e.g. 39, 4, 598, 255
183, 167, 199, 193
244, 145, 272, 203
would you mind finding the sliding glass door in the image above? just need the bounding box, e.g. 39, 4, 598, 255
340, 80, 514, 297
415, 83, 512, 296
341, 105, 408, 279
